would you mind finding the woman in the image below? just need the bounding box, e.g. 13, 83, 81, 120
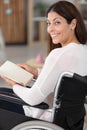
1, 1, 87, 129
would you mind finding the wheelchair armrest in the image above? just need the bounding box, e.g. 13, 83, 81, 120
0, 90, 49, 109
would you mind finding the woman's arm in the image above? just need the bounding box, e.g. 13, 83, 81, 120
18, 63, 38, 78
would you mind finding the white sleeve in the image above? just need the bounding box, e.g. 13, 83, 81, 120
13, 84, 46, 106
13, 51, 59, 106
13, 46, 78, 106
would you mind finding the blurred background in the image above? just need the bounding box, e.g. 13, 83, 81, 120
0, 0, 87, 86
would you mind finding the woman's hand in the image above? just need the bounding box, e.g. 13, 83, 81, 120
17, 63, 38, 78
1, 75, 24, 87
1, 76, 17, 86
0, 63, 38, 87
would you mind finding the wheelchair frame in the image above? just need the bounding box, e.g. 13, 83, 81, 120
11, 120, 64, 130
0, 71, 87, 130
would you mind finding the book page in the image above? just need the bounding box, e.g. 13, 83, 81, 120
0, 60, 33, 86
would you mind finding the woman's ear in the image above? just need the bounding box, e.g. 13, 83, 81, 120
71, 19, 77, 30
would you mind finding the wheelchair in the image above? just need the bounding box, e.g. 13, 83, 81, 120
0, 71, 87, 130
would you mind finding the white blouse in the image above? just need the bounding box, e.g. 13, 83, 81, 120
13, 42, 87, 119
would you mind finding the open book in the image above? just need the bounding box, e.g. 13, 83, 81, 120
0, 60, 33, 86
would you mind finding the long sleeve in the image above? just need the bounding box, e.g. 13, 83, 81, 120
13, 84, 45, 106
13, 43, 87, 106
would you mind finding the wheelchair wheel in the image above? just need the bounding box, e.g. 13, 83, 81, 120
11, 120, 64, 130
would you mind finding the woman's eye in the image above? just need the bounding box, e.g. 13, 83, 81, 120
46, 20, 60, 26
54, 21, 60, 25
46, 22, 51, 26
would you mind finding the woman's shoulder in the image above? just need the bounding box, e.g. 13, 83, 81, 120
49, 43, 75, 54
48, 42, 87, 57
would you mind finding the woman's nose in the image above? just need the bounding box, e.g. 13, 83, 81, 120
47, 24, 54, 33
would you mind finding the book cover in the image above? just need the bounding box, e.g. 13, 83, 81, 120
0, 60, 33, 86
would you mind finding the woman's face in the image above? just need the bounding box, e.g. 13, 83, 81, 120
47, 11, 76, 46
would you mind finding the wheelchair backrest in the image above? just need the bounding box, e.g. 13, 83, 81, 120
52, 72, 87, 126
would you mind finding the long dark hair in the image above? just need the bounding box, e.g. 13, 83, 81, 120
46, 1, 87, 52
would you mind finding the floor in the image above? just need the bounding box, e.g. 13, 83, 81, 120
0, 43, 47, 87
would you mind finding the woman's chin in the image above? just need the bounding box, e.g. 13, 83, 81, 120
53, 41, 60, 44
52, 39, 59, 44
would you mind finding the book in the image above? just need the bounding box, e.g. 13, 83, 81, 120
0, 60, 33, 86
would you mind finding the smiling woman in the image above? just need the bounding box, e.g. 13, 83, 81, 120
46, 11, 78, 46
0, 1, 87, 130
46, 1, 87, 46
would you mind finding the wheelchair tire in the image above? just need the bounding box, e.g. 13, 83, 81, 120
11, 120, 64, 130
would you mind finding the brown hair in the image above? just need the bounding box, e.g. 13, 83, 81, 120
46, 1, 87, 52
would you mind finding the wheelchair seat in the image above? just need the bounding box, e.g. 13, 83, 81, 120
0, 71, 87, 130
